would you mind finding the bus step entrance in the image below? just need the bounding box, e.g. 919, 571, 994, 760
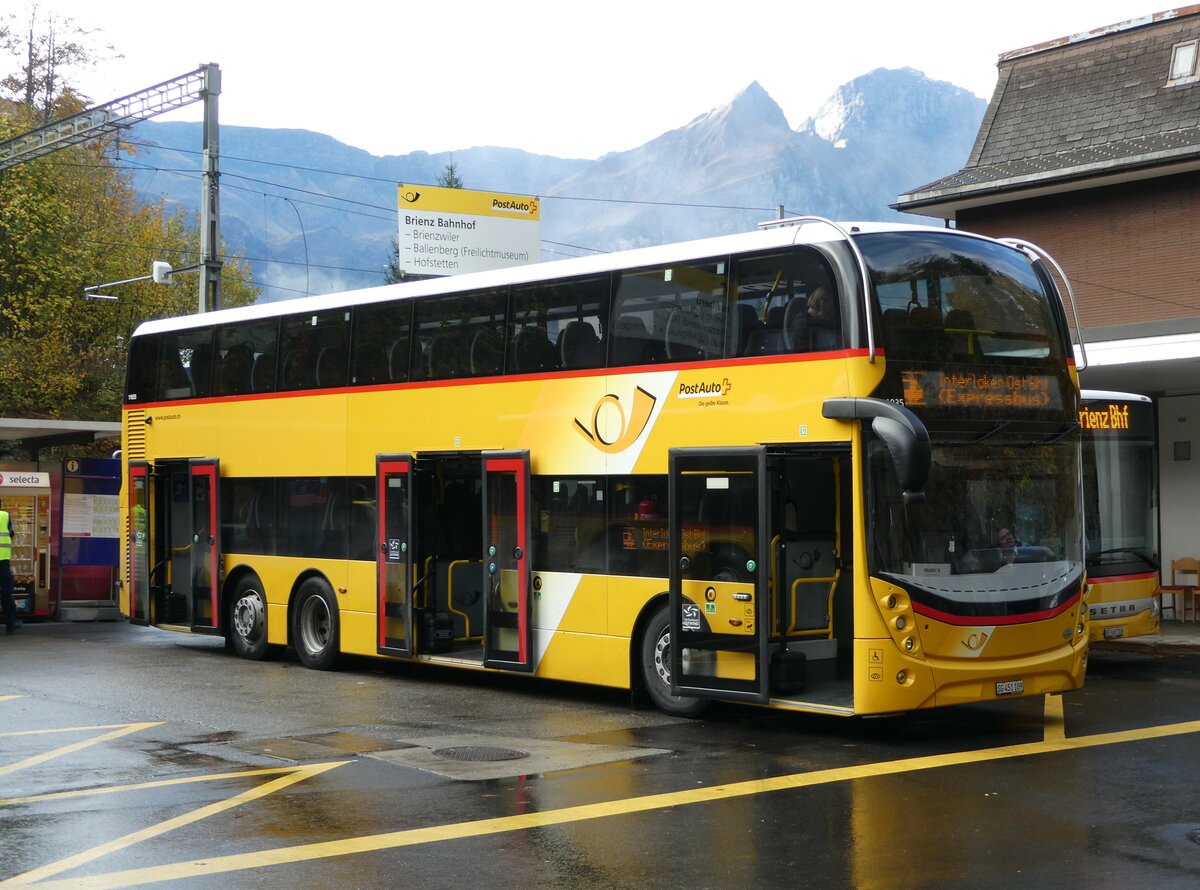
769, 648, 807, 694
418, 609, 455, 653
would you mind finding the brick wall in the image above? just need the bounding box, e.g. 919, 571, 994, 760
958, 170, 1200, 334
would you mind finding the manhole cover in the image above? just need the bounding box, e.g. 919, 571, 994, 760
432, 745, 530, 762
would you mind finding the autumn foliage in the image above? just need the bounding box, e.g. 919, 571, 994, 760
0, 12, 258, 424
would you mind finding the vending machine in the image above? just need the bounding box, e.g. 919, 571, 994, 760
1, 470, 53, 618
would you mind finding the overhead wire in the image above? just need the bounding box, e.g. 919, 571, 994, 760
43, 137, 806, 289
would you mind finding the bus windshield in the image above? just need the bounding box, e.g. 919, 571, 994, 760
868, 431, 1083, 620
1082, 396, 1158, 577
858, 231, 1067, 364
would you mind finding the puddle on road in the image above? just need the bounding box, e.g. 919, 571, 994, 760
367, 734, 670, 781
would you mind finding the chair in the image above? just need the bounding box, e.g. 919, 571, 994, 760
558, 320, 600, 369
216, 343, 254, 396
315, 346, 347, 388
1160, 557, 1200, 621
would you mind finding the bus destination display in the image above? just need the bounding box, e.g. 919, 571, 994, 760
901, 368, 1062, 411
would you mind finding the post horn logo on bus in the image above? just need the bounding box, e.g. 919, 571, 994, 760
574, 387, 657, 454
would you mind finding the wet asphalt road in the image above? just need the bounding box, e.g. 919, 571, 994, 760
2, 621, 1199, 889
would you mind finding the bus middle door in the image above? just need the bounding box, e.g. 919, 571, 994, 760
669, 447, 769, 703
376, 454, 414, 656
482, 451, 533, 671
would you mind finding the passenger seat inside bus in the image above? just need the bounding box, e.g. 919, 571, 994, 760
735, 304, 762, 356
428, 331, 464, 378
252, 352, 276, 393
664, 307, 706, 362
388, 339, 410, 382
218, 343, 254, 396
610, 314, 655, 365
352, 344, 387, 385
469, 328, 504, 377
559, 320, 600, 369
189, 343, 213, 397
744, 306, 785, 356
316, 347, 347, 388
944, 309, 979, 357
511, 326, 555, 373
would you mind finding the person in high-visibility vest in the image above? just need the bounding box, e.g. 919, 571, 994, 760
0, 502, 18, 634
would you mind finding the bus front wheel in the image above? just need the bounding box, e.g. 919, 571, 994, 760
229, 575, 272, 661
640, 605, 709, 718
292, 578, 340, 670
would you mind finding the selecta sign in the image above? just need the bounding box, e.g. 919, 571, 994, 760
397, 184, 541, 277
0, 472, 49, 487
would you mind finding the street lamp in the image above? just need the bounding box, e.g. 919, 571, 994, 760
83, 262, 201, 301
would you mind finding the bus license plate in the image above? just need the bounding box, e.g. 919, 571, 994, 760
996, 679, 1024, 696
1104, 626, 1124, 639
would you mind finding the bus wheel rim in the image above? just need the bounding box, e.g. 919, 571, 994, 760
233, 590, 264, 642
300, 595, 330, 652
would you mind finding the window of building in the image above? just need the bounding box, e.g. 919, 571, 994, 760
1168, 39, 1199, 85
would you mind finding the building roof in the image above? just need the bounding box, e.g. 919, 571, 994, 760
0, 418, 121, 459
896, 6, 1200, 217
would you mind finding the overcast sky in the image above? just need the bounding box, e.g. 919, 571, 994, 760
16, 1, 1176, 159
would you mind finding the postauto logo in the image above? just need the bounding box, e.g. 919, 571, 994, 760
676, 377, 731, 399
574, 386, 657, 454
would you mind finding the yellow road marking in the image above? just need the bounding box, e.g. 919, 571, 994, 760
0, 723, 162, 779
1043, 694, 1065, 741
15, 716, 1200, 890
0, 723, 159, 739
0, 696, 23, 703
0, 763, 345, 807
3, 761, 347, 887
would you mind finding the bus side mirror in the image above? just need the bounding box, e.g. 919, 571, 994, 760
822, 397, 930, 505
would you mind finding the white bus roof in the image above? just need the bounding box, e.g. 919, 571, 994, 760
1080, 390, 1153, 403
133, 220, 996, 338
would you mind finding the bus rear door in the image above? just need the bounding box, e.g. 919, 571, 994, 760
669, 447, 770, 703
376, 454, 414, 656
482, 451, 533, 671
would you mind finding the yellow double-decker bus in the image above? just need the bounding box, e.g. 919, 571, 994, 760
120, 219, 1088, 717
1080, 390, 1160, 640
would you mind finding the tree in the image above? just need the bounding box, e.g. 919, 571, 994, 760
0, 11, 258, 429
384, 158, 464, 284
0, 7, 114, 124
437, 156, 463, 189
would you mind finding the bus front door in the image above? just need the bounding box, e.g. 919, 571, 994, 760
482, 451, 533, 671
376, 454, 414, 656
142, 458, 220, 631
668, 447, 769, 703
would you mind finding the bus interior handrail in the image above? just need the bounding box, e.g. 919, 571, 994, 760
998, 237, 1088, 371
759, 216, 876, 362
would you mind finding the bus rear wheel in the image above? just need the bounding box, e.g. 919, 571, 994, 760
292, 578, 340, 670
640, 605, 709, 718
229, 575, 272, 661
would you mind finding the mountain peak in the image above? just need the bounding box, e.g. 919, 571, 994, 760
801, 67, 984, 148
721, 80, 792, 130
